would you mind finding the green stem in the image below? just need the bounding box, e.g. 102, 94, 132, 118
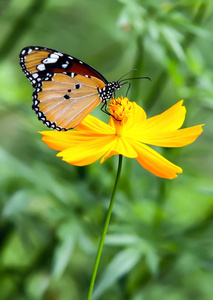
86, 155, 123, 300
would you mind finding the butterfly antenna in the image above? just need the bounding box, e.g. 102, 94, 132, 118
119, 76, 152, 83
118, 69, 138, 83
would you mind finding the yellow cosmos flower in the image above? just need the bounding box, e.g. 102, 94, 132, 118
40, 97, 203, 179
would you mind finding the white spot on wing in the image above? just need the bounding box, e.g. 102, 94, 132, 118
43, 57, 58, 64
32, 73, 38, 78
54, 52, 63, 57
50, 53, 59, 59
62, 61, 69, 68
37, 64, 45, 71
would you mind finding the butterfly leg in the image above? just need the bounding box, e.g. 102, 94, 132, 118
101, 100, 121, 121
101, 100, 111, 116
118, 81, 131, 97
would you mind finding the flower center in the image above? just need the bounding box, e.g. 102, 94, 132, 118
108, 97, 132, 136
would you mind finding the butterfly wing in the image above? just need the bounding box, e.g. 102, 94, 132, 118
19, 46, 108, 85
19, 46, 108, 130
34, 72, 105, 130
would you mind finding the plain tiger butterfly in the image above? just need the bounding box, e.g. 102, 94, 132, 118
19, 46, 128, 131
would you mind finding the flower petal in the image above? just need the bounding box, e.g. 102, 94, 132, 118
133, 101, 186, 135
40, 130, 79, 151
130, 124, 204, 147
125, 101, 147, 129
131, 141, 182, 179
76, 114, 115, 134
57, 135, 116, 166
100, 137, 138, 163
40, 114, 115, 152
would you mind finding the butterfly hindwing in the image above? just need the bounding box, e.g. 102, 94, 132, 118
33, 72, 104, 130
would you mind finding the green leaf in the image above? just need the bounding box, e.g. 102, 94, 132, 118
2, 190, 31, 217
92, 247, 142, 299
51, 221, 76, 279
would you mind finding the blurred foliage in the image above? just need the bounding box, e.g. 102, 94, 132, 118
0, 0, 213, 299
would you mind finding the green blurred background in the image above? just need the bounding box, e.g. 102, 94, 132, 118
0, 0, 213, 299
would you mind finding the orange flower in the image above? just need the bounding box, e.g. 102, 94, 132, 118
40, 97, 204, 179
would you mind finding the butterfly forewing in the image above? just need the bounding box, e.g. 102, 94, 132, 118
20, 46, 108, 86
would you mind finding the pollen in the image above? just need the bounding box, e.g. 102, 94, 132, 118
108, 97, 133, 137
108, 97, 132, 122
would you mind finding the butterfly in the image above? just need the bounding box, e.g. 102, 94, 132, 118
19, 46, 124, 131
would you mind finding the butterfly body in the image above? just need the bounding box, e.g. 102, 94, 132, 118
19, 46, 121, 130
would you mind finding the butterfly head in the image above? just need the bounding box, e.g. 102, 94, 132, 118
99, 81, 121, 102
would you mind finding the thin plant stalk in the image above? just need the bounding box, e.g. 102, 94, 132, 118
86, 155, 123, 300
